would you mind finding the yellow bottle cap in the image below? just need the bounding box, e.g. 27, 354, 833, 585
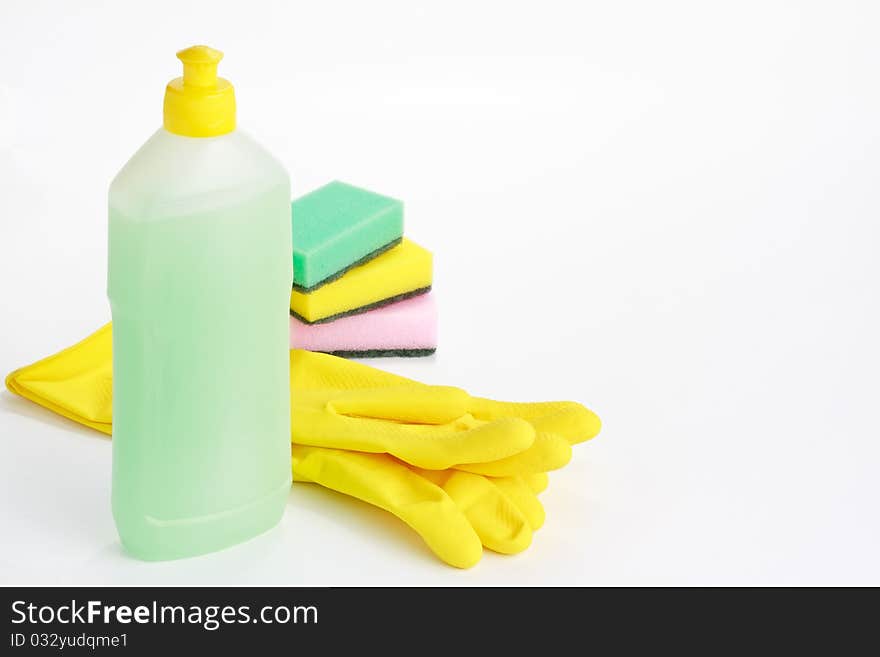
163, 45, 236, 138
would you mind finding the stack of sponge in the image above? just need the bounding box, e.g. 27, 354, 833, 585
289, 181, 437, 357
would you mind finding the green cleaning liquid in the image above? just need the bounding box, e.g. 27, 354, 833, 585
107, 46, 292, 560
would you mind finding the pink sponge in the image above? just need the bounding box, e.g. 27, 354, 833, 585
290, 292, 437, 357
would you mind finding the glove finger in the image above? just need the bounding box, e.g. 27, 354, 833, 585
5, 323, 114, 434
471, 398, 601, 445
454, 431, 571, 477
523, 472, 549, 495
292, 351, 601, 443
415, 469, 533, 555
327, 385, 470, 424
292, 408, 535, 471
529, 404, 601, 445
291, 445, 482, 569
490, 476, 545, 531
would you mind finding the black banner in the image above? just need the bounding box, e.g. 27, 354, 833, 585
0, 586, 867, 651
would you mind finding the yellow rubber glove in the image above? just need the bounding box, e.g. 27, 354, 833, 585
290, 349, 600, 474
5, 324, 114, 434
293, 445, 551, 568
6, 324, 601, 568
285, 352, 598, 567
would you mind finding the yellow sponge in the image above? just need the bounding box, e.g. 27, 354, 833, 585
290, 238, 433, 324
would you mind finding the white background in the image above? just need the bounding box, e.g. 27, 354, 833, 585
1, 0, 879, 586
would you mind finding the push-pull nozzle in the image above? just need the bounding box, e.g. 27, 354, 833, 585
164, 44, 236, 137
177, 45, 223, 88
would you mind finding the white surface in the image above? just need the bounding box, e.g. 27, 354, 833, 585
1, 0, 879, 586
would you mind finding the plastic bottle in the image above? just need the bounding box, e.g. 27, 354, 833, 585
108, 46, 292, 560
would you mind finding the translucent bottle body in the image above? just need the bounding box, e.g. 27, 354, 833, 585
108, 128, 291, 560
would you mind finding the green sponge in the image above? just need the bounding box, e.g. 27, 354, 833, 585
292, 181, 404, 292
